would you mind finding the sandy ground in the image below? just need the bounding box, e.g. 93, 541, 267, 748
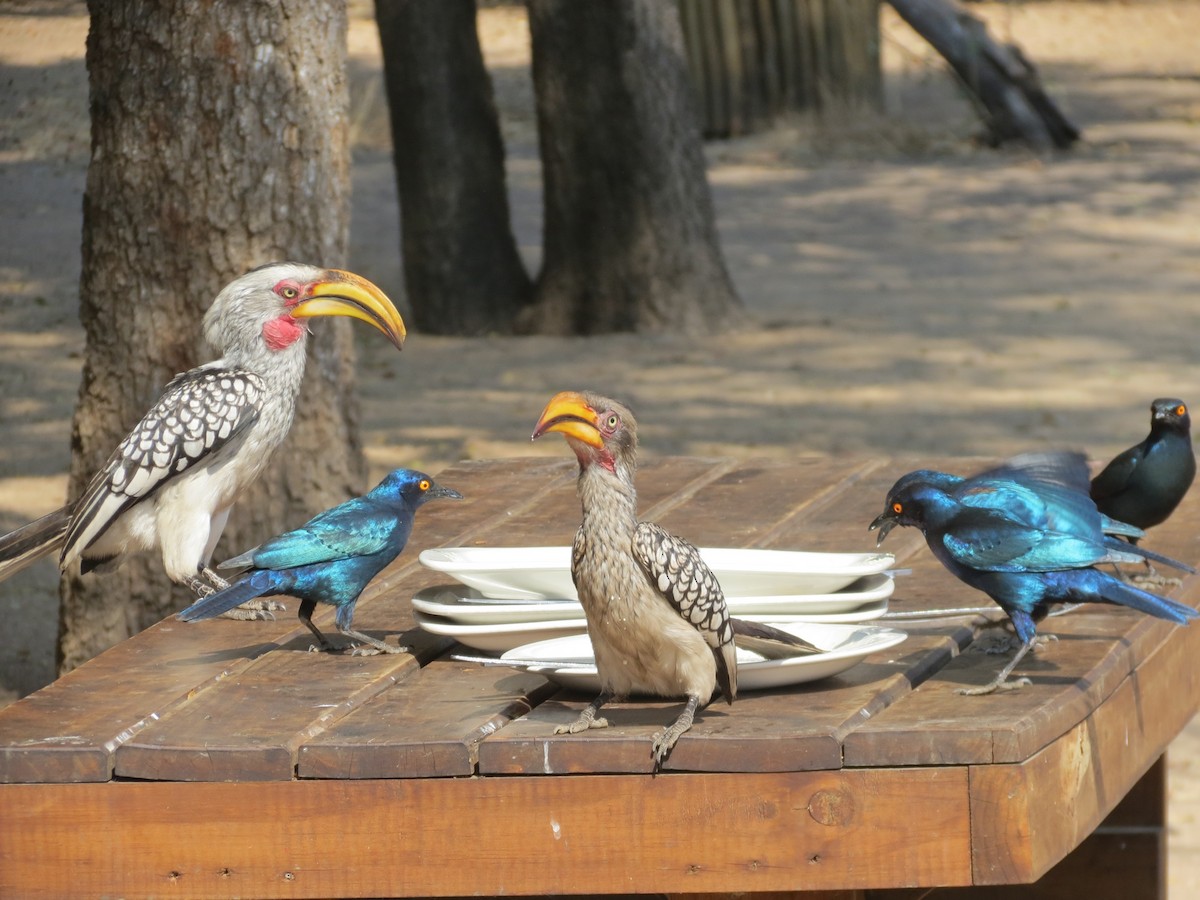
2, 0, 1199, 891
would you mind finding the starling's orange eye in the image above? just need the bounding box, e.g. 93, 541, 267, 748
892, 502, 903, 515
1178, 404, 1187, 416
419, 479, 431, 491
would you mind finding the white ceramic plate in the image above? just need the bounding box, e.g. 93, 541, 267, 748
414, 611, 587, 653
418, 546, 896, 601
410, 574, 894, 625
500, 622, 909, 693
416, 597, 892, 653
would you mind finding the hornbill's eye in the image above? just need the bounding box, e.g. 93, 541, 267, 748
606, 415, 619, 430
281, 286, 299, 300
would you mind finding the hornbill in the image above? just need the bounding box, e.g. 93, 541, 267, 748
531, 390, 817, 769
0, 262, 405, 614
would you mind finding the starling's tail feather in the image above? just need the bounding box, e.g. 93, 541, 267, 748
0, 507, 71, 582
1070, 569, 1200, 625
177, 570, 277, 622
1112, 539, 1197, 575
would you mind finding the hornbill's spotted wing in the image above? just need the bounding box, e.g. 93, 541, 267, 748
633, 522, 737, 701
61, 364, 265, 564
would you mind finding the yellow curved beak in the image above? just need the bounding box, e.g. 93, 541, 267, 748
292, 269, 406, 350
532, 391, 602, 447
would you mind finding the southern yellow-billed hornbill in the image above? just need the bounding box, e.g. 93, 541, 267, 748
0, 263, 405, 614
532, 390, 816, 769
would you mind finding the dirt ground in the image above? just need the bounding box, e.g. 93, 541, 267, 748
2, 0, 1199, 892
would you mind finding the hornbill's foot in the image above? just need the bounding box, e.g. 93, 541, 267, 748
651, 694, 700, 769
220, 599, 283, 621
200, 566, 231, 591
554, 690, 614, 735
555, 713, 610, 735
183, 575, 282, 620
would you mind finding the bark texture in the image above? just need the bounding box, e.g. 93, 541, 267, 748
375, 0, 532, 335
520, 0, 743, 336
63, 0, 363, 672
680, 0, 883, 138
888, 0, 1079, 150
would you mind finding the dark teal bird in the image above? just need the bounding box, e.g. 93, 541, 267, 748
178, 468, 462, 655
871, 452, 1197, 695
1091, 398, 1195, 542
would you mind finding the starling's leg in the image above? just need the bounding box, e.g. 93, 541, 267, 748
958, 638, 1035, 695
652, 694, 701, 769
555, 691, 614, 734
339, 627, 407, 656
297, 598, 338, 652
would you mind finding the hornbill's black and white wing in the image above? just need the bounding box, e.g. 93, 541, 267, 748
60, 365, 265, 565
632, 522, 734, 650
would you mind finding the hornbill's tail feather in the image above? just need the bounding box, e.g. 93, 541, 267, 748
730, 617, 822, 658
177, 570, 275, 622
0, 507, 71, 582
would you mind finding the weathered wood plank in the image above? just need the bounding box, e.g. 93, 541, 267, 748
969, 592, 1200, 885
0, 769, 973, 898
297, 659, 559, 779
114, 630, 448, 781
0, 618, 280, 784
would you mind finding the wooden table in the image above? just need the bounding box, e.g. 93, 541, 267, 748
1, 456, 1198, 899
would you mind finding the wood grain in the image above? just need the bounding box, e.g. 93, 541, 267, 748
0, 769, 972, 898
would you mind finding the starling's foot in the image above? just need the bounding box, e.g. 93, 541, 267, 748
1031, 633, 1058, 653
338, 628, 404, 656
957, 676, 1032, 696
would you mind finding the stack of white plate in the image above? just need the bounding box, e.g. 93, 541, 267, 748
414, 547, 906, 688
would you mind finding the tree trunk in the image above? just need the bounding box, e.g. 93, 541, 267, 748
888, 0, 1080, 150
62, 0, 364, 673
520, 0, 743, 336
679, 0, 883, 139
375, 0, 532, 335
